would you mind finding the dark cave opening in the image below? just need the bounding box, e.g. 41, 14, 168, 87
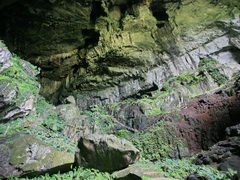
150, 2, 169, 28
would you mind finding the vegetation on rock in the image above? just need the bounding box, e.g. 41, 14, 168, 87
198, 58, 229, 85
130, 122, 184, 161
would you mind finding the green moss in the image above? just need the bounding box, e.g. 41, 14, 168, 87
28, 126, 76, 154
147, 107, 173, 116
115, 129, 132, 139
1, 55, 39, 95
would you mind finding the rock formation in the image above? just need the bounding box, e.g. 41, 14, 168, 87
0, 133, 74, 178
75, 134, 140, 172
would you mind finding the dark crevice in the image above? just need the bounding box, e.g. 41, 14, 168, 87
82, 29, 100, 48
150, 1, 169, 28
90, 1, 107, 24
124, 83, 159, 100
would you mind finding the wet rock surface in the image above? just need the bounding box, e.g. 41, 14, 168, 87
75, 134, 140, 172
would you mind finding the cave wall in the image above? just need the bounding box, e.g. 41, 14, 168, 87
0, 0, 240, 106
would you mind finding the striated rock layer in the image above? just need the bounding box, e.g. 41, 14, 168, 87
0, 0, 239, 106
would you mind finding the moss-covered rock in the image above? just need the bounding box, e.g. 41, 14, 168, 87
0, 42, 76, 156
75, 134, 140, 172
0, 133, 74, 178
0, 43, 39, 121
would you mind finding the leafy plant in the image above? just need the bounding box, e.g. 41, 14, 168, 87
138, 158, 237, 180
9, 167, 112, 180
198, 58, 229, 85
115, 129, 132, 139
130, 121, 183, 161
83, 105, 115, 134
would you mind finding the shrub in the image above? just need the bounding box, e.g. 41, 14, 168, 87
130, 121, 183, 161
198, 58, 229, 85
83, 105, 115, 134
9, 167, 112, 180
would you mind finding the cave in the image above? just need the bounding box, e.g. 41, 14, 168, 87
1, 0, 240, 179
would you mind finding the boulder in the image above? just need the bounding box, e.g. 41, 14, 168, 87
218, 156, 240, 179
0, 133, 74, 178
0, 43, 38, 122
0, 82, 17, 110
112, 165, 143, 180
75, 134, 140, 172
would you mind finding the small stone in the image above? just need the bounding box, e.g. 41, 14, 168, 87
112, 165, 143, 180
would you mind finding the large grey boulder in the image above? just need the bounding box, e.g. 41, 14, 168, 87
0, 133, 75, 178
75, 134, 140, 172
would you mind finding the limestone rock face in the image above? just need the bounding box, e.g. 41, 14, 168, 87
0, 45, 37, 122
0, 133, 74, 178
75, 134, 140, 172
0, 43, 12, 73
56, 98, 95, 142
1, 0, 239, 106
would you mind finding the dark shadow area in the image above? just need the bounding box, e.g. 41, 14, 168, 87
90, 1, 107, 24
150, 1, 169, 28
82, 29, 100, 48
